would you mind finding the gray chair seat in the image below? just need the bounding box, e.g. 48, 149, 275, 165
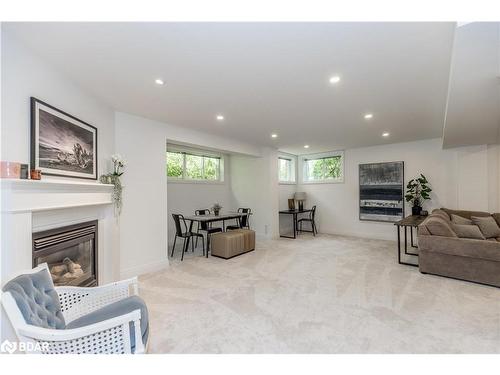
66, 295, 149, 353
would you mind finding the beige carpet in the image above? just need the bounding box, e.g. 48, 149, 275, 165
139, 234, 500, 353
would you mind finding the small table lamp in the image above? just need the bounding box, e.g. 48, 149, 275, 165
294, 192, 307, 210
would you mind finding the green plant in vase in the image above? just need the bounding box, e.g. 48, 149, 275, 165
100, 154, 126, 216
405, 174, 432, 216
212, 203, 222, 216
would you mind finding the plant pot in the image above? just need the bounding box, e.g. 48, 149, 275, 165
412, 206, 422, 216
214, 210, 220, 216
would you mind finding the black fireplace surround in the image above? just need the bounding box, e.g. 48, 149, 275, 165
33, 220, 98, 287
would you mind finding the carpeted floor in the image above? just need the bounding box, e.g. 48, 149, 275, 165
139, 234, 500, 353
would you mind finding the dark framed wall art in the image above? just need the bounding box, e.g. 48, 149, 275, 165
31, 97, 98, 180
359, 161, 404, 222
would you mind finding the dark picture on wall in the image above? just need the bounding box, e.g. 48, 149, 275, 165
359, 161, 404, 222
31, 98, 97, 180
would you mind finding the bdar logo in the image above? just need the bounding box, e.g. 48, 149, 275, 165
1, 340, 16, 354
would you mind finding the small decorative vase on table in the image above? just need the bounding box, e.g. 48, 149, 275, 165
212, 203, 222, 216
405, 174, 432, 217
294, 192, 307, 211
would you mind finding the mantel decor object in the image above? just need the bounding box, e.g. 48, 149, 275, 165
30, 169, 42, 180
99, 154, 126, 216
0, 161, 21, 179
31, 97, 97, 180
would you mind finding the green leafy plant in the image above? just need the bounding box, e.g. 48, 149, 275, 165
100, 154, 126, 216
212, 203, 222, 215
405, 174, 432, 207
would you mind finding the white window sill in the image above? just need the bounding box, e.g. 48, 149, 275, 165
300, 179, 344, 185
279, 181, 297, 185
167, 178, 225, 185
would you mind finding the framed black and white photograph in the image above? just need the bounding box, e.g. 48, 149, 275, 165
359, 161, 404, 222
31, 97, 97, 180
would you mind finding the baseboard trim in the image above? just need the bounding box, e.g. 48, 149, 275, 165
319, 229, 396, 242
120, 258, 170, 279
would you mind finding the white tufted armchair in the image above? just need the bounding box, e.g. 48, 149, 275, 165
2, 263, 148, 354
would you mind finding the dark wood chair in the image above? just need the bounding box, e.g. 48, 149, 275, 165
226, 208, 251, 230
195, 209, 222, 253
297, 205, 317, 236
171, 213, 205, 261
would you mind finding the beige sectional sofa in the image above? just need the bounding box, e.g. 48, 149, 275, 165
418, 208, 500, 287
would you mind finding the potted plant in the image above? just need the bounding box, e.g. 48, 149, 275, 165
100, 154, 126, 216
212, 203, 222, 216
405, 174, 432, 216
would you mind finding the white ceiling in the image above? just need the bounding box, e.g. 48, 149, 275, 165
4, 22, 457, 154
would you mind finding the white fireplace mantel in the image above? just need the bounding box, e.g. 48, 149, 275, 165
1, 178, 119, 285
1, 178, 121, 342
1, 179, 114, 213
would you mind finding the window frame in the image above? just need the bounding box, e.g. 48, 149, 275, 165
299, 150, 345, 184
167, 145, 225, 184
278, 153, 297, 185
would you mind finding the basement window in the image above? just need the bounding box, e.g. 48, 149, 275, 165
167, 145, 224, 183
301, 151, 344, 183
279, 155, 296, 184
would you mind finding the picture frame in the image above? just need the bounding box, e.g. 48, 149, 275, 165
359, 161, 405, 223
31, 97, 98, 180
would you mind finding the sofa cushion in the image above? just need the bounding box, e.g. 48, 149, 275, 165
431, 209, 451, 221
451, 214, 472, 225
442, 208, 491, 220
423, 216, 457, 237
492, 213, 500, 228
2, 269, 65, 329
418, 235, 500, 262
452, 224, 486, 240
66, 295, 148, 353
471, 216, 500, 239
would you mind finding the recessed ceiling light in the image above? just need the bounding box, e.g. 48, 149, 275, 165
216, 115, 224, 121
271, 133, 278, 138
155, 79, 164, 85
304, 145, 310, 149
329, 75, 341, 84
364, 113, 373, 120
382, 132, 390, 137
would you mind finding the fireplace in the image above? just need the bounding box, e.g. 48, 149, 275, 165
33, 220, 98, 287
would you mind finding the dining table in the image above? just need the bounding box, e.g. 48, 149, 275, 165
183, 212, 251, 233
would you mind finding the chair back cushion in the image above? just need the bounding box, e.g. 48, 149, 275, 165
2, 269, 65, 329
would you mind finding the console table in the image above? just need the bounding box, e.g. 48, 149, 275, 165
279, 208, 313, 239
394, 215, 427, 267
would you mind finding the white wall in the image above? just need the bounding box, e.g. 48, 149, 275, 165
230, 148, 280, 239
294, 138, 498, 241
1, 30, 115, 177
115, 112, 262, 276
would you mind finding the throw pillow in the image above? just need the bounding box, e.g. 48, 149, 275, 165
451, 214, 472, 225
431, 209, 451, 222
452, 224, 486, 240
424, 217, 457, 237
471, 216, 500, 239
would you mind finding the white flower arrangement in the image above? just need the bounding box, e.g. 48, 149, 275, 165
100, 154, 127, 216
111, 154, 126, 176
